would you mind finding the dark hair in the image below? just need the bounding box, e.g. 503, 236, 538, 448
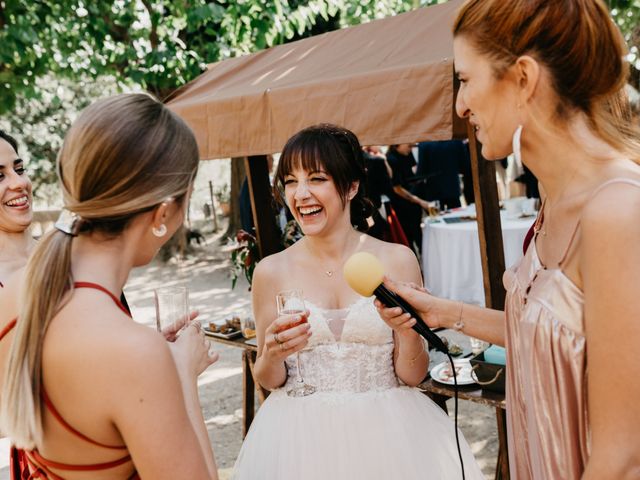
275, 124, 374, 232
0, 130, 19, 154
453, 0, 640, 160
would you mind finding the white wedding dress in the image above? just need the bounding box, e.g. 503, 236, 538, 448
232, 297, 484, 479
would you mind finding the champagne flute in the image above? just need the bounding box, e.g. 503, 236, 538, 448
276, 289, 316, 397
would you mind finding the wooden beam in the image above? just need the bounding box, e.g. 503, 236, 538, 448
467, 121, 506, 310
245, 155, 282, 259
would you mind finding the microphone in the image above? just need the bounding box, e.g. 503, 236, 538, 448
343, 252, 448, 354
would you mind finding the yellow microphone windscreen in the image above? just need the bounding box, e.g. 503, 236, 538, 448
343, 252, 384, 297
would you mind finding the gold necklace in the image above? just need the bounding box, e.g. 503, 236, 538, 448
304, 236, 358, 278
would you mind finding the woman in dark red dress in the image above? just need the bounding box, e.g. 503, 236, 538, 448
0, 94, 219, 479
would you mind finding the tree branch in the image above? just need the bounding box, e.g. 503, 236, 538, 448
140, 0, 159, 50
101, 13, 130, 43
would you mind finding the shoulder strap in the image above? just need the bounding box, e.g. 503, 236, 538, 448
558, 178, 640, 266
73, 282, 131, 317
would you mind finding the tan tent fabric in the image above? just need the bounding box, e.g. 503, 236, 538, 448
167, 0, 465, 160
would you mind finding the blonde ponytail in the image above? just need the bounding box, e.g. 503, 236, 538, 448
1, 230, 74, 448
0, 92, 199, 449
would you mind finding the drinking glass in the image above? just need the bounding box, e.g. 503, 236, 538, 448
241, 316, 256, 339
154, 286, 189, 335
427, 200, 441, 218
469, 336, 488, 355
276, 289, 316, 397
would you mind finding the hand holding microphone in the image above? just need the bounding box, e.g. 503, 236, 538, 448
343, 252, 448, 354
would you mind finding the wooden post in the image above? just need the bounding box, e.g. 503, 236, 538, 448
245, 155, 282, 259
241, 350, 255, 437
208, 180, 219, 232
467, 121, 506, 310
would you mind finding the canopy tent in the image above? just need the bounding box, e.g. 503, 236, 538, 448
167, 0, 507, 311
166, 0, 467, 159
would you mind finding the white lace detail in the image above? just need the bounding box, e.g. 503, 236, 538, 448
283, 297, 398, 394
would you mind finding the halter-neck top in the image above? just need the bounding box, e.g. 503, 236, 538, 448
1, 282, 139, 480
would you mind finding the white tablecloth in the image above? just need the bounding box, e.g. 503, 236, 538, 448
422, 209, 535, 306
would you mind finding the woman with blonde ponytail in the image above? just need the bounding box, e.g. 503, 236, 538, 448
378, 1, 640, 479
0, 93, 219, 479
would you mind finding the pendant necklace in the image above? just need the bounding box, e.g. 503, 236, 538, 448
304, 235, 357, 279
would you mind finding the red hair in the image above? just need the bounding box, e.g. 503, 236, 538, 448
453, 0, 640, 159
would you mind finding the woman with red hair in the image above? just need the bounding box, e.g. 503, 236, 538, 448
380, 1, 640, 478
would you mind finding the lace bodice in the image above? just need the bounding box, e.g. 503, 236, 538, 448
283, 297, 399, 395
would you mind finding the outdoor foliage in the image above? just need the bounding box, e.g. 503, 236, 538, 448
0, 0, 442, 201
0, 0, 445, 112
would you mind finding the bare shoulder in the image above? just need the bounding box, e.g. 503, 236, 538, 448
0, 267, 25, 321
51, 302, 171, 381
252, 246, 294, 284
581, 175, 640, 233
361, 235, 420, 281
580, 175, 640, 271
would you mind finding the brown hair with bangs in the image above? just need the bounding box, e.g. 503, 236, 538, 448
453, 0, 640, 161
274, 124, 373, 232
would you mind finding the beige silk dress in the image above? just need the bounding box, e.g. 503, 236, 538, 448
503, 178, 640, 479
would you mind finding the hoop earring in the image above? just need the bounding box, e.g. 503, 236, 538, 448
152, 224, 167, 237
512, 124, 523, 165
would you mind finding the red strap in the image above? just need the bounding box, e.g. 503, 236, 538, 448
0, 318, 17, 342
41, 388, 126, 450
73, 282, 131, 317
522, 223, 535, 255
26, 448, 132, 473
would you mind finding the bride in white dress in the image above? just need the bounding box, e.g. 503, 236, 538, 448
233, 124, 484, 480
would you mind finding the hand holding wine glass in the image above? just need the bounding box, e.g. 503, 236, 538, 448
264, 308, 312, 361
274, 289, 316, 397
169, 321, 219, 378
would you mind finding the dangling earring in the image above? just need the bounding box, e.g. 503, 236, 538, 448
512, 124, 523, 165
152, 224, 167, 237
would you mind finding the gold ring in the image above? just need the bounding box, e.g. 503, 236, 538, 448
279, 342, 285, 351
274, 332, 283, 344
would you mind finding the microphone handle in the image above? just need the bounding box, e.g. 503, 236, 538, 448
374, 285, 449, 354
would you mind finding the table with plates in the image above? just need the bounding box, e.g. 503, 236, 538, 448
422, 206, 535, 306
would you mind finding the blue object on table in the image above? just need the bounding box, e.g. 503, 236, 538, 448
483, 345, 506, 365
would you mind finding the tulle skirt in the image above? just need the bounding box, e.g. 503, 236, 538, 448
232, 386, 484, 480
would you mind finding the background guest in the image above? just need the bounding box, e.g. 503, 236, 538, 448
386, 144, 428, 255
379, 0, 640, 477
0, 130, 35, 289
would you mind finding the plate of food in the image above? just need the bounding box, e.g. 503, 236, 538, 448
204, 316, 242, 339
430, 359, 475, 386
